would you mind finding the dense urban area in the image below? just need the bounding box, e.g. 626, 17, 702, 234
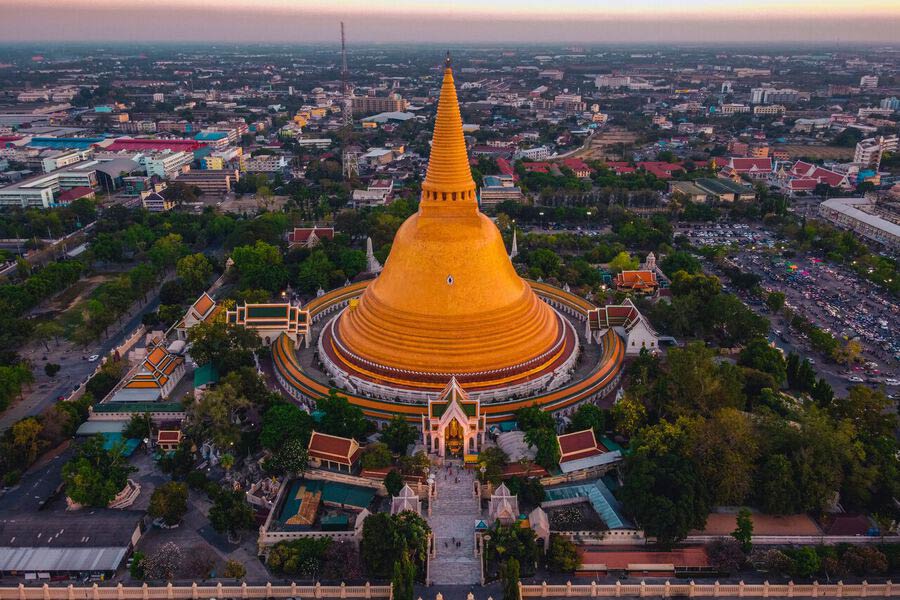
0, 40, 898, 598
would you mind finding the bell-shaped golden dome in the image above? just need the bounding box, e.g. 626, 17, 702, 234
329, 56, 569, 390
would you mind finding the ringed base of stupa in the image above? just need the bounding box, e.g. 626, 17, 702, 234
271, 279, 625, 424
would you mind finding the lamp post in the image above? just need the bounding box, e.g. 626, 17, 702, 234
539, 211, 545, 230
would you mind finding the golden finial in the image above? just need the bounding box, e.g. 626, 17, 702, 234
445, 51, 451, 70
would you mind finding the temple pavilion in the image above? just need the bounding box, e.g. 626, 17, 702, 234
421, 378, 486, 457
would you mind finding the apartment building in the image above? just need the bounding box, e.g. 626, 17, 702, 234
141, 151, 194, 179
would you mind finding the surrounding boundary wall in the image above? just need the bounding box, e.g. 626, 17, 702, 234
0, 583, 391, 600
519, 580, 896, 598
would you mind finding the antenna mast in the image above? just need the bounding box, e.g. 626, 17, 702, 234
341, 21, 352, 126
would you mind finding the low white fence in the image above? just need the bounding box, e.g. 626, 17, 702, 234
0, 582, 391, 600
520, 580, 896, 598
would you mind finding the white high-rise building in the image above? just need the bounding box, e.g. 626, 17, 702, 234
859, 75, 879, 89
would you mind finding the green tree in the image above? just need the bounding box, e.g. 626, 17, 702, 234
222, 559, 246, 579
317, 389, 368, 440
500, 557, 521, 600
231, 241, 288, 292
384, 470, 404, 497
611, 392, 648, 437
738, 337, 786, 385
732, 508, 753, 554
766, 291, 786, 313
176, 253, 213, 294
546, 535, 580, 572
148, 233, 187, 270
148, 481, 189, 526
687, 409, 758, 505
208, 488, 254, 540
123, 413, 152, 440
187, 320, 261, 373
619, 429, 711, 548
567, 403, 606, 438
62, 435, 135, 507
361, 442, 393, 469
477, 446, 509, 484
524, 427, 560, 470
515, 405, 555, 432
380, 416, 417, 454
267, 437, 308, 474
608, 251, 639, 273
260, 403, 314, 450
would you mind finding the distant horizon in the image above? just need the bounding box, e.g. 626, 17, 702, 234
2, 0, 899, 45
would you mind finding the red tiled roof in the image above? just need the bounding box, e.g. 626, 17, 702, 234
694, 513, 821, 536
523, 162, 551, 173
637, 161, 685, 180
157, 430, 181, 443
104, 138, 205, 152
307, 431, 361, 466
558, 429, 603, 462
288, 227, 335, 244
728, 157, 772, 173
580, 546, 710, 571
497, 158, 514, 177
56, 186, 95, 202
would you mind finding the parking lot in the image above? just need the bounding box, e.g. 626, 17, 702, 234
729, 250, 899, 393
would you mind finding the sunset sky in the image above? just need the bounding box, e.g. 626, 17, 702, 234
2, 0, 899, 43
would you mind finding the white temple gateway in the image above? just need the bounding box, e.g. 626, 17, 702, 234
421, 378, 487, 458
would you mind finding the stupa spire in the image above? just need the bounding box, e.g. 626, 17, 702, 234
420, 53, 476, 209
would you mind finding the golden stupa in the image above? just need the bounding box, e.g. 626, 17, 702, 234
326, 55, 572, 391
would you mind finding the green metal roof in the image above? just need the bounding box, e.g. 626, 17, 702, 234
93, 402, 184, 413
247, 305, 288, 319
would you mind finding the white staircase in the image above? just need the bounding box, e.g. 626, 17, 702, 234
428, 463, 483, 586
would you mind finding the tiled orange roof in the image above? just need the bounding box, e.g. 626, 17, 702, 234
193, 293, 215, 317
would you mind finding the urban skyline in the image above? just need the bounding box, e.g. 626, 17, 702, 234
1, 0, 900, 43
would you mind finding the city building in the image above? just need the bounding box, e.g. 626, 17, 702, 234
244, 155, 288, 173
174, 168, 240, 194
818, 197, 900, 252
859, 75, 879, 89
595, 75, 631, 89
854, 135, 898, 169
478, 175, 524, 207
0, 163, 98, 208
141, 150, 194, 179
880, 97, 900, 111
351, 93, 407, 115
694, 178, 756, 202
140, 190, 174, 212
0, 511, 144, 578
753, 105, 786, 116
41, 149, 92, 173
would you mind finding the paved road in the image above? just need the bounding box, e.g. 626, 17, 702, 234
0, 293, 161, 431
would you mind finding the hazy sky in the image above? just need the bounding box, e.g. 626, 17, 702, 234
2, 0, 899, 44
